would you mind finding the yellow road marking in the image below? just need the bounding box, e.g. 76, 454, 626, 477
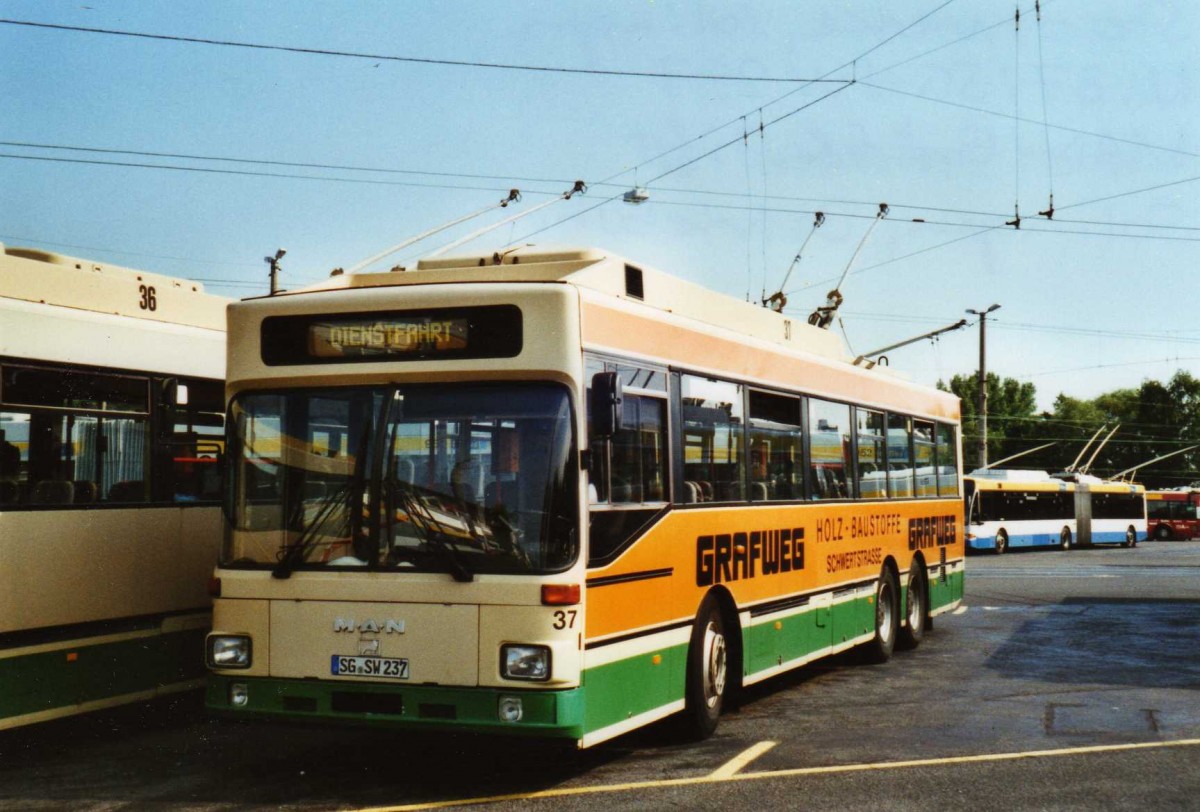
356, 737, 1200, 811
707, 740, 777, 779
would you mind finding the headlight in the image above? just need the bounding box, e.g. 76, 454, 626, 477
501, 644, 550, 681
207, 634, 252, 669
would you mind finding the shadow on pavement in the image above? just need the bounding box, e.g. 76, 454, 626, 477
986, 598, 1200, 689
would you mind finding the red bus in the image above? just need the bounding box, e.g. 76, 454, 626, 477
1145, 489, 1200, 540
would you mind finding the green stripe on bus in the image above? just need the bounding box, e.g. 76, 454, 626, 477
581, 642, 688, 735
206, 676, 585, 738
929, 569, 965, 612
0, 627, 207, 721
745, 595, 874, 677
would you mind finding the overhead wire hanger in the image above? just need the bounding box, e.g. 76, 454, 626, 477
1006, 4, 1021, 230
1035, 0, 1055, 220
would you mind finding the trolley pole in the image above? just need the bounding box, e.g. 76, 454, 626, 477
966, 304, 1001, 469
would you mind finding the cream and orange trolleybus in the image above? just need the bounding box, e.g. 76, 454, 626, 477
206, 246, 964, 746
1, 244, 227, 730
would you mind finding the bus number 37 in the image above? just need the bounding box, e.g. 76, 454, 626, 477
552, 610, 577, 630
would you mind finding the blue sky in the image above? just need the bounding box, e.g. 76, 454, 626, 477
2, 1, 1196, 410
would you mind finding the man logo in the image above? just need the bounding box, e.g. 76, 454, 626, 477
332, 618, 406, 634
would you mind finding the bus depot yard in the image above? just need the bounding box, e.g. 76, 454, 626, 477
0, 539, 1196, 811
0, 243, 1195, 811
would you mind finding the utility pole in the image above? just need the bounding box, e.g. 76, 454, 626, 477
966, 303, 1001, 469
266, 248, 286, 296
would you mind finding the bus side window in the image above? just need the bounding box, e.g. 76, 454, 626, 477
609, 395, 667, 504
682, 376, 744, 503
168, 378, 225, 503
808, 398, 850, 501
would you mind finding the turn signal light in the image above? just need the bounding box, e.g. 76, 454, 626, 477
541, 584, 580, 605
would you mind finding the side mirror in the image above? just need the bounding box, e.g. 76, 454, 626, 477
591, 371, 624, 438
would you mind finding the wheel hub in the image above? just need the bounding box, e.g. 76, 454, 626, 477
702, 622, 727, 708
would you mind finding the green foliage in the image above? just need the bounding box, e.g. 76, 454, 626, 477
939, 370, 1200, 487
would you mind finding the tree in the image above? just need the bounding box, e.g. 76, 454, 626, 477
938, 369, 1200, 487
937, 372, 1037, 471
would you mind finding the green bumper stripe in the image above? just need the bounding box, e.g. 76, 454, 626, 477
207, 676, 586, 739
929, 569, 965, 611
581, 643, 687, 735
0, 627, 207, 722
745, 595, 872, 677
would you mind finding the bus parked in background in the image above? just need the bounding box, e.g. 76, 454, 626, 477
206, 245, 964, 747
965, 470, 1145, 553
0, 244, 227, 730
964, 471, 1075, 553
1145, 489, 1200, 540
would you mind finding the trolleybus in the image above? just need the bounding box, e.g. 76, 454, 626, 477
965, 470, 1145, 553
0, 244, 227, 730
1146, 488, 1200, 540
206, 246, 964, 746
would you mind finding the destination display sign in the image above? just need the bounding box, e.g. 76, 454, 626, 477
308, 316, 470, 358
260, 305, 522, 365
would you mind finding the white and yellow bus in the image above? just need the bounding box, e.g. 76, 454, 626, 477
206, 246, 964, 746
0, 244, 227, 730
965, 471, 1144, 553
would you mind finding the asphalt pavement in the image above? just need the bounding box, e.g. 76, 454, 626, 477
1, 540, 1197, 810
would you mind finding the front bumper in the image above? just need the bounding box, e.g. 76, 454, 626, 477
206, 675, 585, 739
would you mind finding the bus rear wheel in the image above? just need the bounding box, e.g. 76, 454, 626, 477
863, 568, 899, 663
681, 595, 728, 740
1123, 526, 1137, 548
994, 529, 1008, 555
1155, 524, 1171, 541
1060, 527, 1072, 550
897, 567, 926, 650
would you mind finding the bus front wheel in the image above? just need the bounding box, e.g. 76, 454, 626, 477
1155, 524, 1171, 541
681, 594, 728, 740
1123, 526, 1138, 548
994, 530, 1008, 555
897, 566, 926, 650
863, 568, 899, 663
1060, 527, 1072, 550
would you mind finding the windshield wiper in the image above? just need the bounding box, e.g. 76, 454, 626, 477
395, 486, 475, 583
272, 480, 352, 579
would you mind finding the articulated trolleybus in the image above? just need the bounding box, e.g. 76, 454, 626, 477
207, 246, 964, 746
0, 244, 227, 730
964, 470, 1146, 553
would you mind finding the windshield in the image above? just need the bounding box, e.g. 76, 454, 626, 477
223, 383, 577, 576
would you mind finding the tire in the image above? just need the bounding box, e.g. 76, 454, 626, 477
681, 595, 728, 740
1155, 524, 1171, 541
897, 566, 927, 651
1060, 527, 1072, 550
863, 568, 900, 664
994, 529, 1008, 555
1123, 526, 1137, 548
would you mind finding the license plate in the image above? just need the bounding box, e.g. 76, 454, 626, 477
331, 655, 410, 679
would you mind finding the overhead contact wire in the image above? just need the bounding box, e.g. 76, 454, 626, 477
0, 18, 847, 83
